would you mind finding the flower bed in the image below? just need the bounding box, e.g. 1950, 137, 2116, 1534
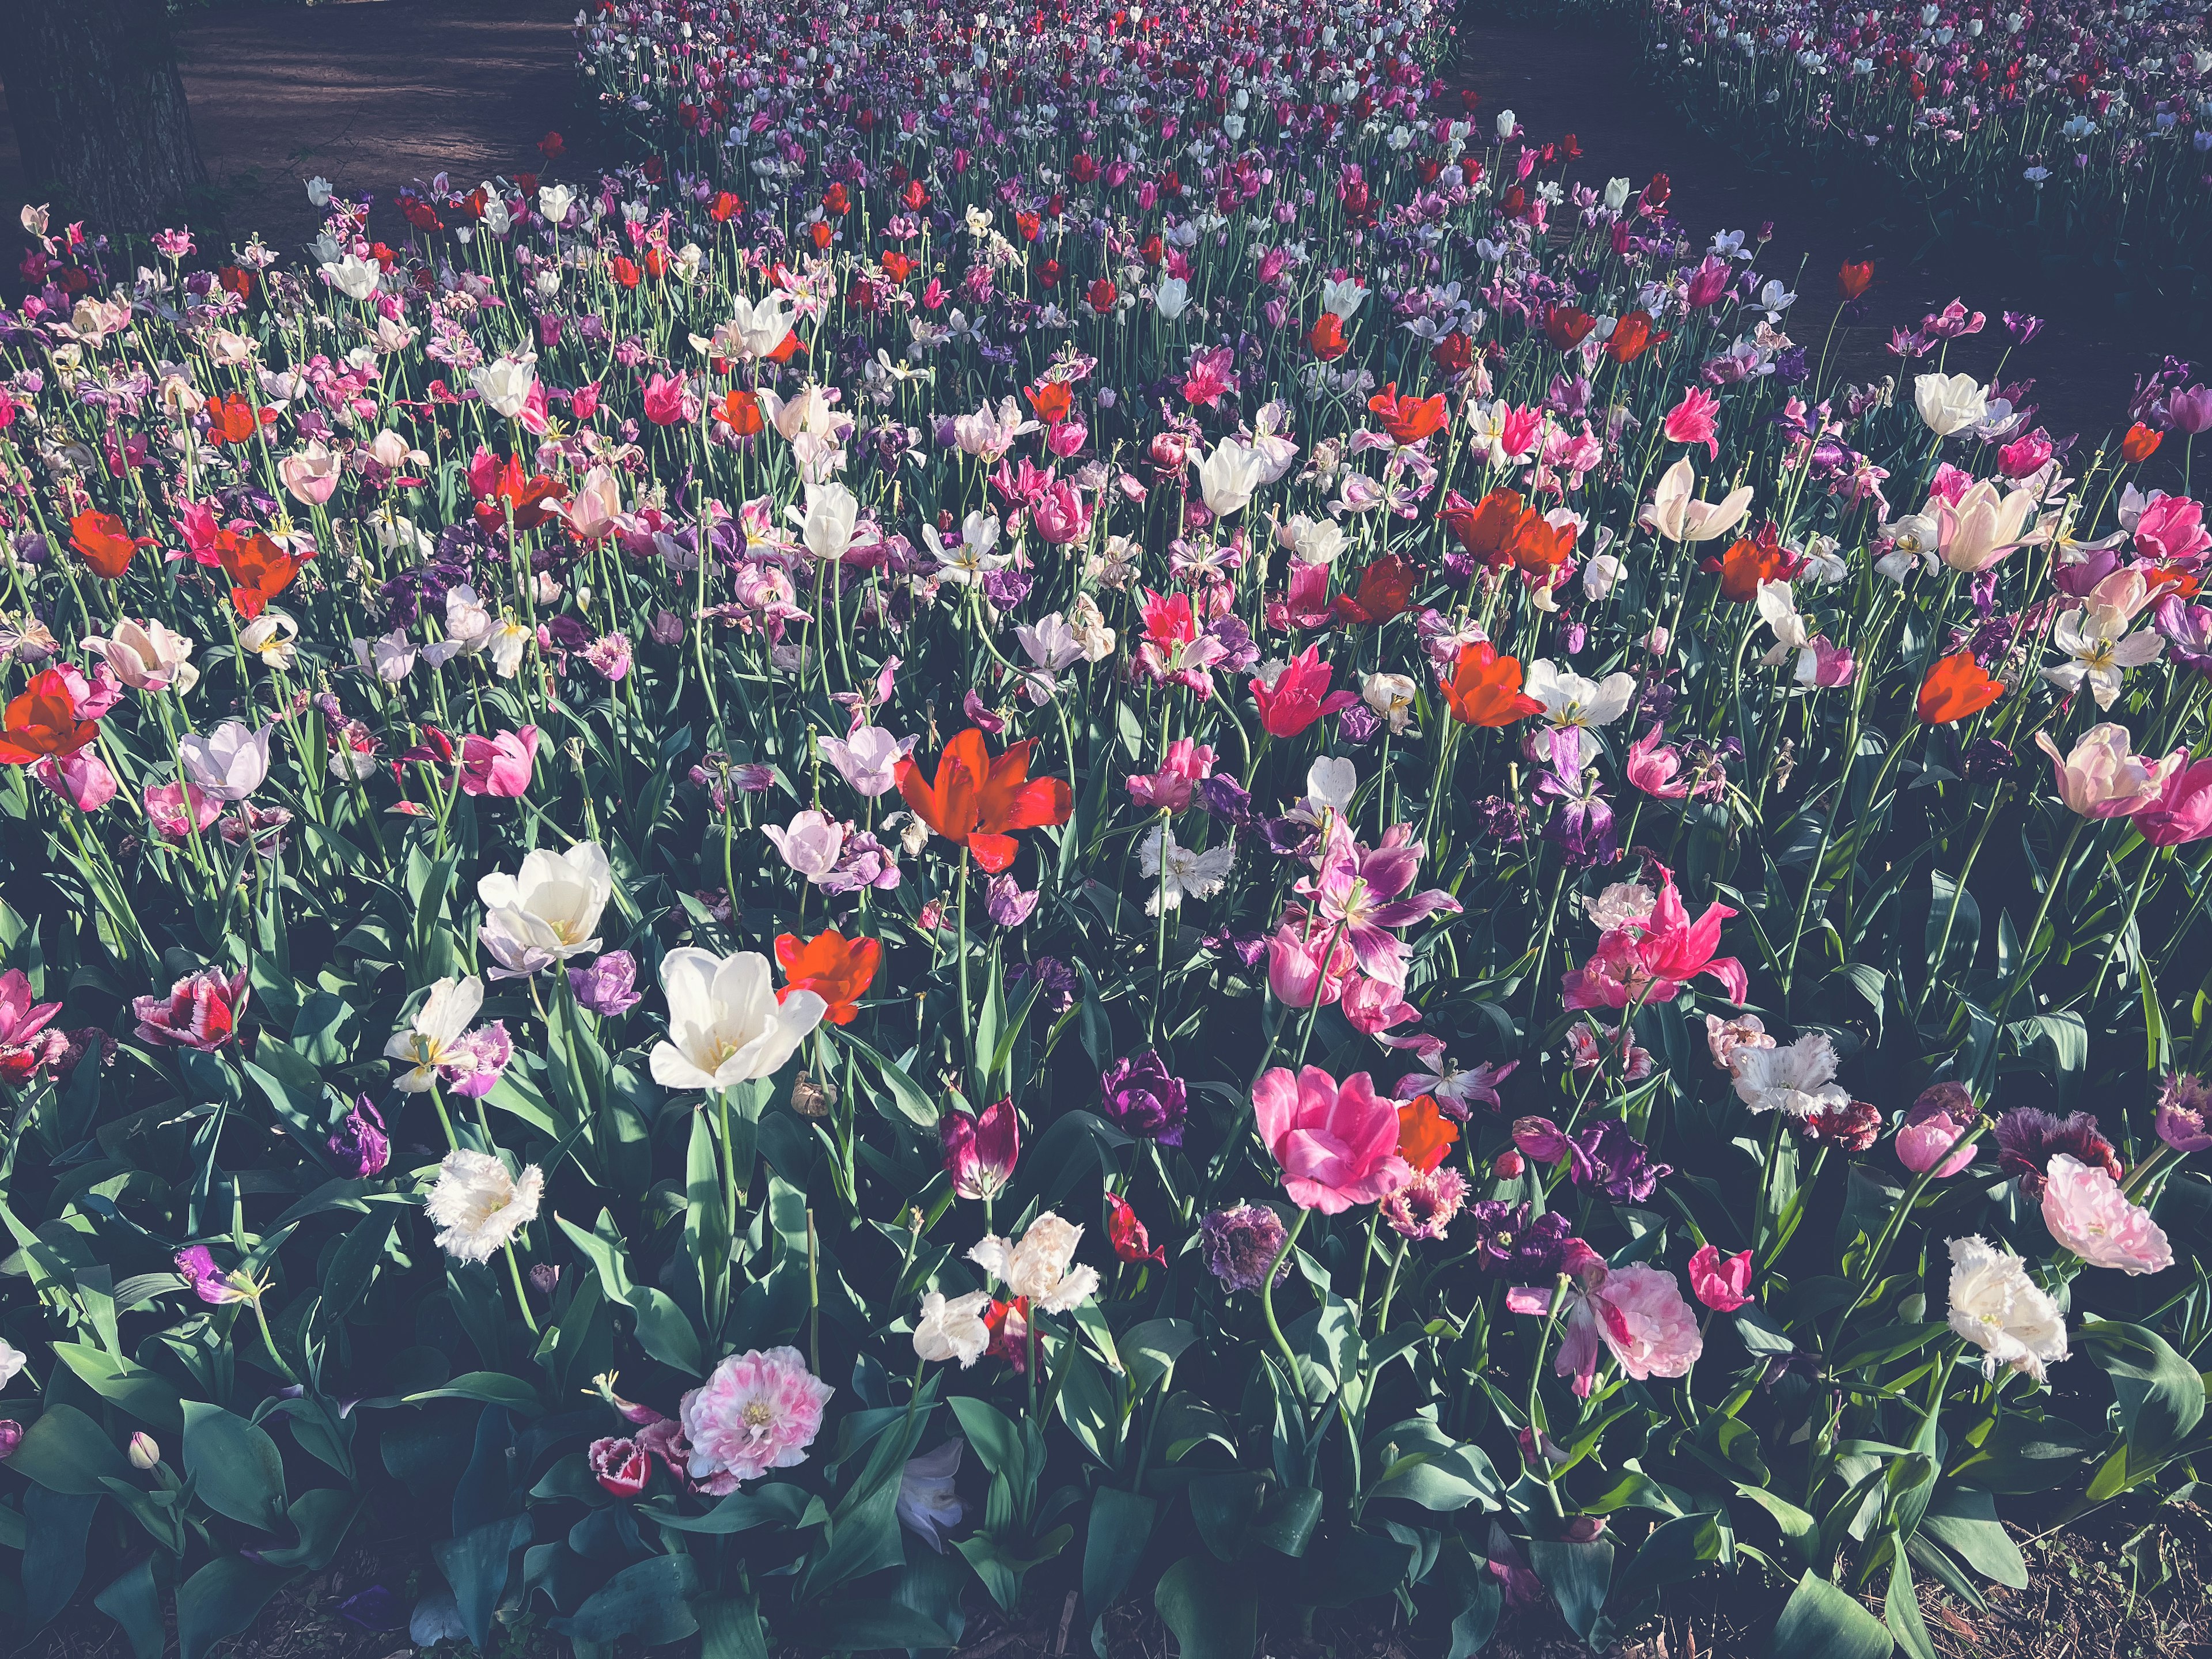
1631, 1, 2212, 320
2, 1, 2211, 1655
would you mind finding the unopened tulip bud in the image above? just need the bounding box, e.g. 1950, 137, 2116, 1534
128, 1431, 161, 1471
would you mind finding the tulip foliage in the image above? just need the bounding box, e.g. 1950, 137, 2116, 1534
2, 2, 2212, 1656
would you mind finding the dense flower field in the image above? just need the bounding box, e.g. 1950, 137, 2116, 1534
2, 0, 2212, 1654
1586, 0, 2212, 316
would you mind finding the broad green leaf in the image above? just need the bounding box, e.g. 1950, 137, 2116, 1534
1154, 1552, 1257, 1659
1771, 1570, 1895, 1659
180, 1402, 288, 1532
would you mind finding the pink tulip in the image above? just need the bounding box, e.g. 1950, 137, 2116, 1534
2035, 724, 2171, 819
1896, 1082, 1978, 1176
2129, 756, 2212, 847
1251, 645, 1358, 738
35, 751, 118, 811
1126, 738, 1215, 812
460, 727, 540, 797
1264, 921, 1355, 1009
1687, 1244, 1753, 1311
1624, 724, 1690, 799
1252, 1065, 1410, 1214
1662, 387, 1721, 457
143, 781, 223, 841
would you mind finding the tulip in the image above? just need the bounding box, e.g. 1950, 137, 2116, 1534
278, 440, 342, 506
2035, 724, 2173, 819
893, 729, 1072, 873
1440, 642, 1543, 728
1896, 1082, 1978, 1177
1916, 654, 2003, 725
178, 721, 274, 802
1642, 457, 1752, 544
649, 949, 825, 1090
1934, 479, 2039, 572
477, 843, 613, 978
33, 751, 118, 812
132, 967, 249, 1051
82, 618, 198, 693
1253, 1066, 1410, 1214
941, 1096, 1020, 1200
774, 928, 881, 1025
1250, 645, 1358, 738
459, 727, 539, 797
1688, 1245, 1753, 1311
1914, 371, 1987, 437
0, 668, 101, 763
2130, 757, 2212, 847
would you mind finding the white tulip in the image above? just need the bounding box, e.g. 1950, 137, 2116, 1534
477, 843, 613, 979
649, 949, 825, 1090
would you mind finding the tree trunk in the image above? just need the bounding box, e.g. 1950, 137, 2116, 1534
0, 0, 209, 234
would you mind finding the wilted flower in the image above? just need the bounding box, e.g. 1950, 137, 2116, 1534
2156, 1073, 2212, 1153
328, 1095, 391, 1178
569, 950, 643, 1017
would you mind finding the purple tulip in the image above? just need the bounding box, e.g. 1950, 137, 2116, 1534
569, 950, 643, 1016
328, 1094, 391, 1178
1099, 1050, 1190, 1145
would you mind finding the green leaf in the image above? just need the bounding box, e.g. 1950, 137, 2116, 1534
253, 1487, 362, 1572
49, 1342, 183, 1434
1082, 1487, 1156, 1618
1120, 1317, 1200, 1397
698, 1594, 771, 1659
176, 1558, 295, 1659
948, 1395, 1025, 1483
834, 1028, 940, 1128
1771, 1570, 1895, 1659
7, 1404, 130, 1495
1919, 1489, 2027, 1589
2078, 1321, 2206, 1473
642, 1482, 811, 1535
93, 1555, 166, 1659
22, 1488, 98, 1629
559, 1210, 704, 1376
181, 1402, 288, 1532
433, 1513, 533, 1649
1531, 1539, 1614, 1643
1883, 1551, 1937, 1659
404, 1370, 548, 1416
804, 1599, 956, 1652
1154, 1553, 1257, 1659
312, 1206, 399, 1334
549, 1553, 702, 1645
